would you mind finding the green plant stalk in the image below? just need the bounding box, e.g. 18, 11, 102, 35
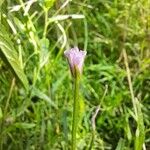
72, 68, 80, 150
88, 131, 95, 150
43, 8, 48, 38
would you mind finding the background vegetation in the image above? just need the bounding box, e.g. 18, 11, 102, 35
0, 0, 150, 149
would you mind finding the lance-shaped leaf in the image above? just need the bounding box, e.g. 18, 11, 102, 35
0, 24, 28, 90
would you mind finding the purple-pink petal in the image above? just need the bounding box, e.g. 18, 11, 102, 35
64, 47, 86, 76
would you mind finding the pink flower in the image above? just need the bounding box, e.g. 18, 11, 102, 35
64, 47, 87, 77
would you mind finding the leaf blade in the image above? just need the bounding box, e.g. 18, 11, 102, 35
0, 24, 29, 90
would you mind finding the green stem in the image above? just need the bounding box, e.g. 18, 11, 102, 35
72, 70, 80, 150
43, 9, 48, 38
88, 131, 95, 150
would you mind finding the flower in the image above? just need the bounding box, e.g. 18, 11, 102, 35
64, 47, 87, 77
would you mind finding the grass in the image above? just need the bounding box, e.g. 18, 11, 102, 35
0, 0, 150, 149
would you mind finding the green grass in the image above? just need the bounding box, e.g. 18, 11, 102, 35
0, 0, 150, 149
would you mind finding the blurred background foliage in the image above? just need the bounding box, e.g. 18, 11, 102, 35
0, 0, 150, 149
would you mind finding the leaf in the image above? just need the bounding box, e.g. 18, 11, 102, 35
0, 0, 4, 23
0, 107, 3, 119
115, 138, 125, 150
0, 24, 29, 90
48, 14, 85, 23
13, 17, 25, 32
14, 122, 35, 129
39, 37, 49, 68
52, 71, 68, 93
44, 0, 56, 9
135, 99, 145, 150
31, 87, 58, 109
38, 0, 56, 10
0, 0, 4, 6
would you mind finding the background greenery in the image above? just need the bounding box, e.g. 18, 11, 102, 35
0, 0, 150, 149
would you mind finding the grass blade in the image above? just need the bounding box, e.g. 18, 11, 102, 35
0, 24, 28, 90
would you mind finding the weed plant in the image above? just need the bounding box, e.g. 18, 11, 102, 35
0, 0, 150, 149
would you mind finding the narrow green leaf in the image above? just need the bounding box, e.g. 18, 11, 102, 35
39, 37, 49, 68
31, 87, 58, 109
0, 24, 29, 90
135, 99, 145, 150
0, 0, 4, 19
115, 138, 125, 150
14, 122, 35, 129
0, 107, 3, 119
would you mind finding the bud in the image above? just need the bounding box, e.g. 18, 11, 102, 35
64, 47, 87, 77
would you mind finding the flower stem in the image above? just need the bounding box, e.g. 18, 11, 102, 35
72, 69, 80, 150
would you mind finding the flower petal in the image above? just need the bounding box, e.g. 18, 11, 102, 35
64, 47, 87, 76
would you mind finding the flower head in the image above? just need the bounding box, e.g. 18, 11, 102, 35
64, 47, 87, 77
